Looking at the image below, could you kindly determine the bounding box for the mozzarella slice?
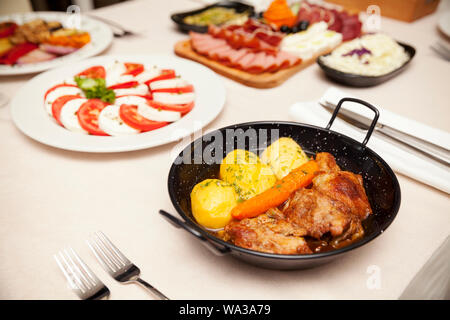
[59,98,88,134]
[98,105,140,136]
[152,92,195,105]
[150,78,189,91]
[115,95,181,122]
[114,84,149,97]
[115,95,147,106]
[105,61,134,87]
[44,86,83,115]
[137,104,181,122]
[135,66,161,83]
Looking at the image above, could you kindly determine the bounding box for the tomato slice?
[151,85,194,94]
[77,99,109,136]
[123,63,144,76]
[119,104,168,132]
[52,95,81,126]
[108,81,139,90]
[76,66,106,79]
[144,69,176,86]
[147,100,194,115]
[44,83,78,101]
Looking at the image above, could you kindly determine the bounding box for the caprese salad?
[43,61,195,136]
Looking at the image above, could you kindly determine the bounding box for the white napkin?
[289,87,450,194]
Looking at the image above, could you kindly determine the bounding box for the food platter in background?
[0,12,113,75]
[172,0,364,88]
[10,54,226,152]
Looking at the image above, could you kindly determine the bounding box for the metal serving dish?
[317,42,416,87]
[160,98,401,270]
[170,1,255,33]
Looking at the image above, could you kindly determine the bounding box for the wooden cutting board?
[174,40,336,88]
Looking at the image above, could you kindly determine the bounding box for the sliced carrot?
[263,0,296,28]
[231,160,319,220]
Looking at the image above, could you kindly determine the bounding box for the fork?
[85,14,137,38]
[87,231,169,300]
[54,247,110,300]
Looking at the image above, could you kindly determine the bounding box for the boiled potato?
[260,137,309,179]
[220,149,276,200]
[191,179,239,229]
[0,38,13,56]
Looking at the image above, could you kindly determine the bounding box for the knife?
[320,101,450,167]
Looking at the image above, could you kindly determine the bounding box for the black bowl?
[170,1,255,33]
[161,99,401,270]
[317,42,416,87]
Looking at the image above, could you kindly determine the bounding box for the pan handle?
[325,97,380,146]
[159,210,230,256]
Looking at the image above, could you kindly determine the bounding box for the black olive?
[280,25,291,33]
[258,11,264,18]
[298,20,310,31]
[291,25,300,33]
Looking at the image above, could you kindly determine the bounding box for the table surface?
[0,0,449,300]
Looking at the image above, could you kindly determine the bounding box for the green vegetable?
[183,7,249,26]
[74,76,116,104]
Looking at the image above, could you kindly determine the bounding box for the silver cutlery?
[320,101,450,167]
[430,41,450,61]
[85,14,137,37]
[87,231,169,300]
[54,247,110,300]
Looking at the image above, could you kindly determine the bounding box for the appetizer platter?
[0,12,112,75]
[173,0,362,88]
[10,55,225,152]
[161,98,401,269]
[317,34,416,87]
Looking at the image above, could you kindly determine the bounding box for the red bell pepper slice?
[0,43,38,65]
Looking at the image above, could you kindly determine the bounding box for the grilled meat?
[224,208,312,254]
[221,152,372,254]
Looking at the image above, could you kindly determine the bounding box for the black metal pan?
[170,1,255,34]
[160,98,401,270]
[316,42,416,87]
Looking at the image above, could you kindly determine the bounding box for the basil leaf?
[74,76,115,104]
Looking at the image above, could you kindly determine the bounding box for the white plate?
[0,11,113,75]
[438,11,450,38]
[10,54,226,152]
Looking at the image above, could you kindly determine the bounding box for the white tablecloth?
[0,0,449,299]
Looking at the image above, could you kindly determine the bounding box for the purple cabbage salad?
[342,47,372,58]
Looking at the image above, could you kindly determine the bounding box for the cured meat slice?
[215,47,237,61]
[208,19,284,54]
[208,45,234,59]
[189,32,301,73]
[235,52,256,70]
[245,52,267,74]
[192,37,228,55]
[273,51,291,69]
[222,48,248,66]
[264,54,279,72]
